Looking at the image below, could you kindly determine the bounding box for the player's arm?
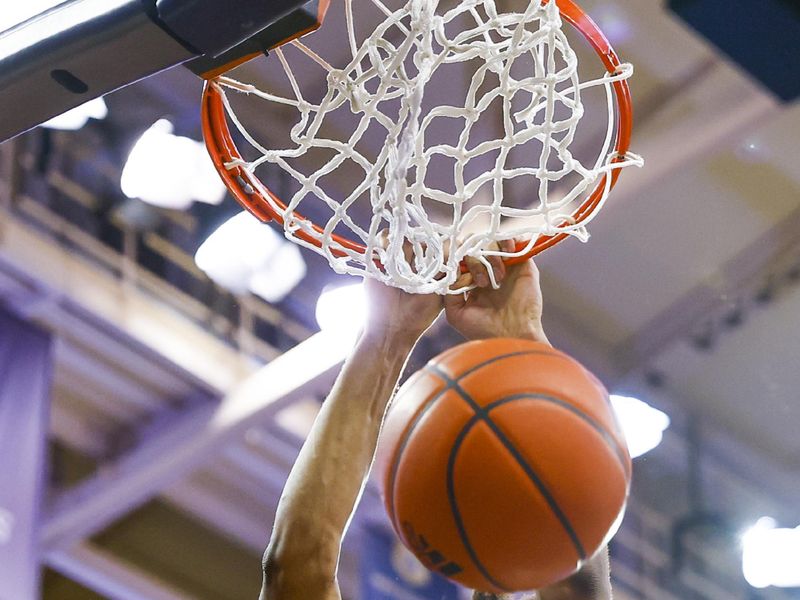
[447,247,612,600]
[260,280,443,600]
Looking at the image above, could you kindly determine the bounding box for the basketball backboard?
[0,0,326,142]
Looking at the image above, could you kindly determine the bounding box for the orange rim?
[201,0,634,264]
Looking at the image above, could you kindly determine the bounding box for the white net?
[212,0,643,294]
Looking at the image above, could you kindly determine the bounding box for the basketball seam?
[447,411,513,592]
[482,395,631,547]
[428,360,631,556]
[388,350,558,525]
[386,349,551,528]
[429,357,631,480]
[446,394,630,591]
[436,348,565,381]
[485,393,631,477]
[436,373,588,563]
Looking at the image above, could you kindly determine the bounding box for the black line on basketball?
[428,359,631,479]
[430,365,588,560]
[387,350,549,527]
[387,347,602,586]
[447,412,513,592]
[444,393,629,591]
[483,394,630,481]
[385,384,442,529]
[432,348,564,384]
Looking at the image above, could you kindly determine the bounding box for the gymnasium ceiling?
[1,0,799,598]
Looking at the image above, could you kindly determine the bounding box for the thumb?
[443,291,466,314]
[444,272,471,313]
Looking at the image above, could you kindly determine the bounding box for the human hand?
[362,234,443,344]
[363,277,443,344]
[444,240,548,343]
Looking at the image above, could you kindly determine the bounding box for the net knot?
[327,69,350,91]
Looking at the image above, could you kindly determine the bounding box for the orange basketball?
[374,338,631,593]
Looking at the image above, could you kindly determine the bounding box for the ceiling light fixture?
[742,517,800,588]
[121,119,226,210]
[610,394,671,458]
[194,211,306,303]
[315,283,366,349]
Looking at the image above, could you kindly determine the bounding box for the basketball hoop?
[201,0,643,294]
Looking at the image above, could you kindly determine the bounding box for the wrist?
[513,322,550,345]
[462,320,549,345]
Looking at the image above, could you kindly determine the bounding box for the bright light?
[0,1,65,32]
[121,119,226,210]
[315,283,366,347]
[195,211,306,302]
[40,97,108,131]
[742,517,800,588]
[610,394,670,458]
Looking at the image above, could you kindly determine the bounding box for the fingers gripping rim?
[201,0,635,266]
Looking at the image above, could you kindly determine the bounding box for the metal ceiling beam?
[53,337,167,415]
[42,331,344,551]
[0,207,263,395]
[46,403,279,551]
[46,394,367,598]
[613,204,800,377]
[0,197,349,560]
[49,401,109,458]
[47,542,191,600]
[164,477,273,552]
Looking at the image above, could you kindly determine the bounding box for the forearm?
[263,329,418,588]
